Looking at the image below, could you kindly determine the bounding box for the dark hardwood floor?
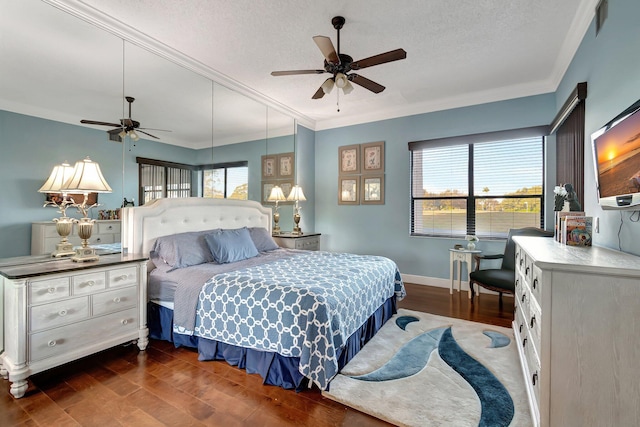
[0,284,514,426]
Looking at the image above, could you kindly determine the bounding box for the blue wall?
[555,0,640,255]
[314,95,556,280]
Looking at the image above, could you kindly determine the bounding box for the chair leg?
[498,292,503,306]
[470,282,475,299]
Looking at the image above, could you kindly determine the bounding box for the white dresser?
[513,236,640,427]
[0,253,148,398]
[31,220,121,255]
[272,232,321,251]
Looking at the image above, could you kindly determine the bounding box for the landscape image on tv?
[595,109,640,198]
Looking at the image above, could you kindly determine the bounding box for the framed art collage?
[337,142,385,205]
[262,152,294,203]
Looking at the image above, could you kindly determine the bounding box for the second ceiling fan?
[271,16,407,99]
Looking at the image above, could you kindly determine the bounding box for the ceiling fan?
[271,16,407,99]
[80,96,170,142]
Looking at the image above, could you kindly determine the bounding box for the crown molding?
[42,0,315,131]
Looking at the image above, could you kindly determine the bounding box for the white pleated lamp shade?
[38,162,75,193]
[287,185,306,202]
[62,157,112,193]
[268,185,287,202]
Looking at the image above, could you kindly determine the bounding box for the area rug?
[323,309,531,427]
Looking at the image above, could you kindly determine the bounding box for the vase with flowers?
[465,235,479,250]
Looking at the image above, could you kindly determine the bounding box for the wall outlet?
[594,216,599,233]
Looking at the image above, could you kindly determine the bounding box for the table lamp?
[38,161,76,257]
[267,185,286,235]
[287,185,306,235]
[61,157,112,262]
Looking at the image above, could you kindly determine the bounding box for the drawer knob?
[521,294,526,303]
[525,267,530,275]
[107,226,113,230]
[118,275,128,281]
[515,279,519,288]
[96,237,102,242]
[113,297,121,303]
[48,340,57,347]
[530,315,536,328]
[48,287,56,294]
[519,323,523,333]
[533,278,538,289]
[87,280,95,287]
[532,372,538,386]
[58,309,67,317]
[522,337,527,347]
[520,258,524,266]
[121,319,128,325]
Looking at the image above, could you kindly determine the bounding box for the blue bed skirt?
[147,296,397,391]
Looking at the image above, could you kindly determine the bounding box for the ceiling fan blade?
[138,127,172,132]
[137,130,160,139]
[80,119,122,127]
[350,74,386,93]
[312,86,325,99]
[313,35,340,64]
[271,70,325,76]
[350,48,407,70]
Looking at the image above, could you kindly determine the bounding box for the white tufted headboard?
[121,198,272,264]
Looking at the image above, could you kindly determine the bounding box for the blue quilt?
[193,251,405,390]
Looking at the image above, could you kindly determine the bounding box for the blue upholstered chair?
[469,227,554,300]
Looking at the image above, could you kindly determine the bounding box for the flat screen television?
[591,98,640,210]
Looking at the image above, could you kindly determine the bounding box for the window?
[202,161,248,200]
[137,158,194,204]
[409,128,546,239]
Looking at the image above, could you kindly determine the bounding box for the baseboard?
[400,273,512,297]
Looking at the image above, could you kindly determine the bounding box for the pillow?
[248,227,280,252]
[204,227,259,264]
[150,229,218,271]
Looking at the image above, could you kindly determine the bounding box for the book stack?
[555,211,592,246]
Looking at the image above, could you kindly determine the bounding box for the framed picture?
[277,152,294,179]
[279,180,293,200]
[361,141,385,173]
[361,175,385,204]
[338,176,359,205]
[261,181,275,203]
[338,144,360,174]
[261,155,277,179]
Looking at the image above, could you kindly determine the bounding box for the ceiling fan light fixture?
[129,130,140,141]
[118,130,127,139]
[335,73,348,89]
[321,78,335,94]
[342,80,354,95]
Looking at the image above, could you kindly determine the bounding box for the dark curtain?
[556,100,585,208]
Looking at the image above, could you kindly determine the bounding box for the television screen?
[592,99,640,209]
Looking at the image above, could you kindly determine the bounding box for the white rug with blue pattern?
[323,309,532,427]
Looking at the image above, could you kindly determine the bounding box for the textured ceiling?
[0,0,598,148]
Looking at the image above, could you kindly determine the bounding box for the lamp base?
[51,241,75,258]
[71,246,99,263]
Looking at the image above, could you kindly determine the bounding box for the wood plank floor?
[0,284,514,426]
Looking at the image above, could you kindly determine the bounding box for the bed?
[122,197,404,390]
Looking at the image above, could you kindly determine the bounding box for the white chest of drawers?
[31,220,121,255]
[0,253,148,398]
[513,236,640,427]
[272,233,321,251]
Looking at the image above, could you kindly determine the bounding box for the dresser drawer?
[29,277,71,304]
[514,302,527,337]
[528,297,542,359]
[30,296,90,332]
[295,236,320,250]
[29,306,138,362]
[515,275,530,321]
[108,266,137,288]
[93,286,137,316]
[88,234,115,246]
[525,333,541,408]
[72,271,106,295]
[97,221,121,235]
[530,264,543,303]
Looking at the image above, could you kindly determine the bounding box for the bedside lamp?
[38,161,76,257]
[267,185,287,235]
[287,185,306,235]
[61,157,112,262]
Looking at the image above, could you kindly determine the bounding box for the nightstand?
[272,232,321,251]
[0,253,148,398]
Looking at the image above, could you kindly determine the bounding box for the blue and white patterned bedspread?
[194,251,405,390]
